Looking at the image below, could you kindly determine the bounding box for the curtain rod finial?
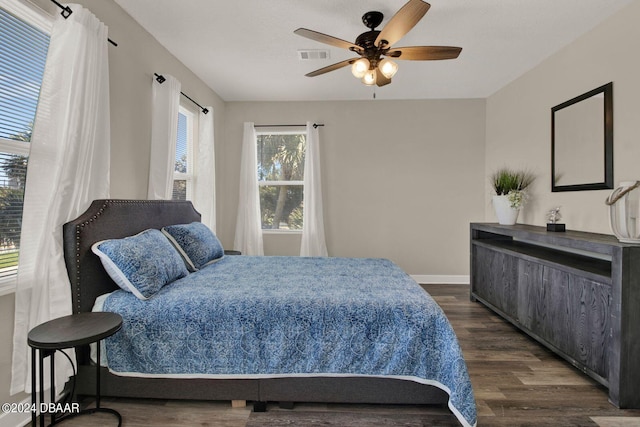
[154,73,166,84]
[51,0,72,18]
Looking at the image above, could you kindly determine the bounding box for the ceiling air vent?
[297,49,330,60]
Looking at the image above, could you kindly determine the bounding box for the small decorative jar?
[606,181,640,243]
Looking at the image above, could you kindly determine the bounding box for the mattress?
[95,256,476,426]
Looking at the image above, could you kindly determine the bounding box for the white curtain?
[234,122,264,255]
[11,5,111,395]
[300,122,328,256]
[147,74,181,199]
[193,107,216,230]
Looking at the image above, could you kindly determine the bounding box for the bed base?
[63,200,450,410]
[75,366,448,407]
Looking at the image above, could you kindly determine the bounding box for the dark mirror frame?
[551,82,613,192]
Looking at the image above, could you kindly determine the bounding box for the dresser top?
[471,223,632,255]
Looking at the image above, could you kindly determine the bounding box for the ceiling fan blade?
[386,46,462,60]
[294,28,361,52]
[375,72,391,87]
[374,0,431,48]
[305,58,356,77]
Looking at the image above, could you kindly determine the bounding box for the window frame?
[0,0,52,35]
[0,0,52,295]
[255,128,307,234]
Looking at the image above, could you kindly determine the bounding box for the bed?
[63,199,476,427]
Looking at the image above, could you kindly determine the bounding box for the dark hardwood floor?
[429,284,640,427]
[48,284,640,426]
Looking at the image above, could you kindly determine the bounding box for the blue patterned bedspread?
[100,256,476,426]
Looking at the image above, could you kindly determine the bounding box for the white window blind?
[0,7,49,140]
[0,6,49,286]
[172,105,196,201]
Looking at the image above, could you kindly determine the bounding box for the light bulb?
[351,58,370,78]
[379,59,398,79]
[362,69,376,86]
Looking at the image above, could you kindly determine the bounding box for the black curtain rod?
[154,73,209,115]
[50,0,118,46]
[255,123,324,129]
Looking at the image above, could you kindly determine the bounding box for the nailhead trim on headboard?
[64,199,202,314]
[73,199,108,313]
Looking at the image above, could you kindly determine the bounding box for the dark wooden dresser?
[470,223,640,408]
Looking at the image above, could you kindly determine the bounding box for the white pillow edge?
[160,228,198,272]
[91,240,149,301]
[202,254,225,268]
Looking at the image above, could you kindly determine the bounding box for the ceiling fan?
[294,0,462,87]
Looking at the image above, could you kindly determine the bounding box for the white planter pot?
[492,195,519,225]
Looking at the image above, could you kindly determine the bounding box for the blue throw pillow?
[92,229,189,300]
[161,222,224,271]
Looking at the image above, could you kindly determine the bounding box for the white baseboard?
[0,396,31,427]
[411,275,469,285]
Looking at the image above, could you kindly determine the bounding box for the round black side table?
[27,312,123,427]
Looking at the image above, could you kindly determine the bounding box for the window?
[0,4,50,290]
[256,130,306,231]
[172,105,197,200]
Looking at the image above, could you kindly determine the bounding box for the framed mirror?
[551,82,613,192]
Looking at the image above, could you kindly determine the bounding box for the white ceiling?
[113,0,632,102]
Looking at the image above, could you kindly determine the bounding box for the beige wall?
[26,0,227,200]
[222,100,486,276]
[0,0,226,415]
[485,1,640,233]
[81,0,227,199]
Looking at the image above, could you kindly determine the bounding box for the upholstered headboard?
[63,199,201,314]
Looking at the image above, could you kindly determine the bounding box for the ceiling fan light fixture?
[294,0,462,87]
[351,58,370,78]
[362,69,377,86]
[379,58,398,79]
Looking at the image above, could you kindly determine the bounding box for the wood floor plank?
[591,417,640,426]
[247,410,461,427]
[513,367,594,385]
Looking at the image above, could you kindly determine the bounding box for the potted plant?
[490,168,535,225]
